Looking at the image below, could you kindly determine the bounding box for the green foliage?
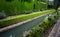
[25,12,57,37]
[41,0,45,2]
[58,12,60,16]
[34,0,47,11]
[6,0,13,2]
[0,0,47,16]
[0,10,54,28]
[21,0,32,3]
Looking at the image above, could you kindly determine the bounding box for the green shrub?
[25,12,57,37]
[0,0,47,16]
[57,11,60,17]
[6,0,13,2]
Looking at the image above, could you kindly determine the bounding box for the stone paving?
[48,17,60,37]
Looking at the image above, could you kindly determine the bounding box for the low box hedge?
[0,10,54,28]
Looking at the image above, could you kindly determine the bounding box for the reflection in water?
[0,15,46,37]
[9,34,12,37]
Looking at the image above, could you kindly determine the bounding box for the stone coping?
[0,12,52,32]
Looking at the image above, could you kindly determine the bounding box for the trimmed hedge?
[0,10,54,28]
[25,12,57,37]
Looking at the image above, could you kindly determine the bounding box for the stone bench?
[24,10,32,14]
[0,12,7,19]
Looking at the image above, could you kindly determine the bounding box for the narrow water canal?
[0,14,49,37]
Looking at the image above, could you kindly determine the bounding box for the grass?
[0,9,54,28]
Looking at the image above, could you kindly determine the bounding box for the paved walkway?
[48,17,60,37]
